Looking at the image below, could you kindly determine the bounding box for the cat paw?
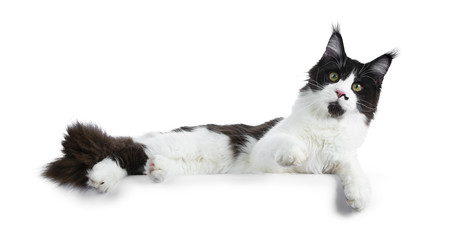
[149,169,167,183]
[275,147,307,167]
[145,156,168,183]
[86,158,127,193]
[343,183,371,211]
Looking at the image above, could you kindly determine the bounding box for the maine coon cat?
[43,27,396,211]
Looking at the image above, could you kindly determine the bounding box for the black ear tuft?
[332,24,340,34]
[366,50,397,86]
[323,25,346,59]
[387,49,399,59]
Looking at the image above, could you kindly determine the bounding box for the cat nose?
[336,90,348,100]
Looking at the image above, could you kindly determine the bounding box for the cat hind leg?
[87,158,127,192]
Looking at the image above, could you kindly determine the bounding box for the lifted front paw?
[275,147,307,167]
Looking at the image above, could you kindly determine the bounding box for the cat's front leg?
[275,142,307,167]
[274,134,308,167]
[252,133,308,170]
[334,159,371,211]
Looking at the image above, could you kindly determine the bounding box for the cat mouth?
[328,102,345,118]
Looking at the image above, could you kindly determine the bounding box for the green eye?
[352,83,363,92]
[329,72,339,82]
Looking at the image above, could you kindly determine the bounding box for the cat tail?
[42,122,148,189]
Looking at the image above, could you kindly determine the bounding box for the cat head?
[302,26,396,125]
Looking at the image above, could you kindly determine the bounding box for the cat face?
[302,27,396,124]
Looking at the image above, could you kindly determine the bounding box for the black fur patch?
[172,126,196,132]
[43,123,148,188]
[170,118,283,157]
[328,102,345,118]
[207,118,282,157]
[110,139,148,175]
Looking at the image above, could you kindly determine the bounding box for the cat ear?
[366,50,397,86]
[322,26,346,59]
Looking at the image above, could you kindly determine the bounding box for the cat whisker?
[357,98,375,105]
[357,99,377,108]
[307,82,325,90]
[357,102,377,111]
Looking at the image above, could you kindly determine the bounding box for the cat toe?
[344,183,371,211]
[86,158,127,193]
[149,169,167,183]
[146,156,169,183]
[277,155,296,166]
[275,147,307,167]
[87,178,111,193]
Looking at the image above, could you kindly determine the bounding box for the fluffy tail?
[42,122,148,189]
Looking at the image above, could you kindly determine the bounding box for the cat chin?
[328,102,345,118]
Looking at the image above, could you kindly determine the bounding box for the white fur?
[87,158,127,193]
[95,74,372,210]
[135,128,236,180]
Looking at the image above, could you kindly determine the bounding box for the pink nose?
[336,90,346,99]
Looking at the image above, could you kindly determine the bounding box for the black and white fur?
[43,27,396,211]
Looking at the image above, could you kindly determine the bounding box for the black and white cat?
[43,27,395,211]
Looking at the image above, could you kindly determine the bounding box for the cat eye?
[329,72,339,82]
[352,83,363,92]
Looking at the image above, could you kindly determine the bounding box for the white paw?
[343,183,371,211]
[87,158,127,193]
[145,156,168,183]
[275,146,307,167]
[149,169,167,183]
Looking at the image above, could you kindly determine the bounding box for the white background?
[1,0,449,239]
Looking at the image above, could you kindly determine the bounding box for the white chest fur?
[250,100,368,174]
[294,114,367,173]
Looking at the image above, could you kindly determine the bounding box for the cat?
[43,26,396,211]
